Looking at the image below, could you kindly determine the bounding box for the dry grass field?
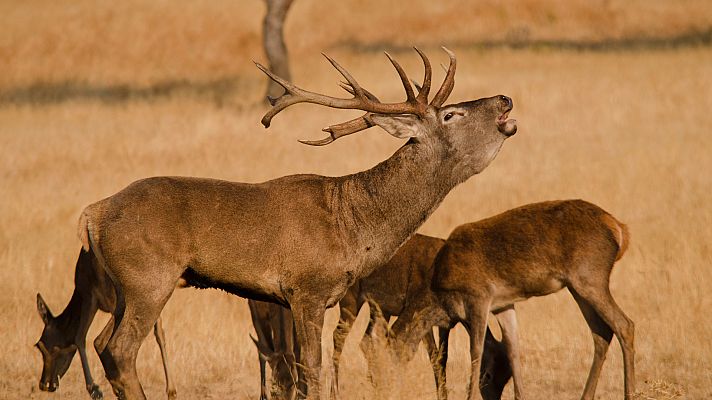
[1,1,711,399]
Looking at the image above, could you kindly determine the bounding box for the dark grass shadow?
[335,27,712,53]
[0,76,255,107]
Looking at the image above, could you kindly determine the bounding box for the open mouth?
[496,108,517,136]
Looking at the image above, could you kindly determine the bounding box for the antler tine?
[339,81,381,102]
[257,51,442,144]
[254,61,296,95]
[299,114,376,147]
[430,46,457,107]
[298,135,335,146]
[321,53,367,99]
[257,60,364,128]
[324,114,375,136]
[384,52,417,102]
[413,47,432,103]
[257,55,424,129]
[255,61,309,127]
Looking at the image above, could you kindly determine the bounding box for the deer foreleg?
[494,305,524,400]
[291,299,325,400]
[465,299,490,400]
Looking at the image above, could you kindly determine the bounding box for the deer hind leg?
[291,299,326,400]
[568,288,613,400]
[569,280,635,400]
[100,273,176,400]
[494,305,525,400]
[331,296,358,400]
[153,317,177,400]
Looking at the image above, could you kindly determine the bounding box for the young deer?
[332,234,510,400]
[248,234,512,400]
[35,248,176,400]
[379,200,634,400]
[76,48,517,399]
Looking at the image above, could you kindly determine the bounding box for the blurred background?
[1,0,711,398]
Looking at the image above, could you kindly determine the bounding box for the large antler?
[255,47,457,146]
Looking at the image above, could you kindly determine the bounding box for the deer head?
[256,47,517,181]
[250,334,299,400]
[35,293,77,392]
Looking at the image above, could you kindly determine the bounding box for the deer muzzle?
[496,101,517,137]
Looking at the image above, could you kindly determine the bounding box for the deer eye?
[444,112,454,121]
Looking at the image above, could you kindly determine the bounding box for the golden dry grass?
[2,1,712,399]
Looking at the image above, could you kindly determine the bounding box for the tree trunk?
[263,0,294,101]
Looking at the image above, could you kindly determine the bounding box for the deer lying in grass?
[248,234,512,400]
[76,48,517,399]
[35,248,176,400]
[375,200,634,400]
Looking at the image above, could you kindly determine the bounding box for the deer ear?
[370,114,427,139]
[250,334,276,362]
[37,293,53,324]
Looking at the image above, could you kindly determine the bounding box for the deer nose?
[499,95,512,109]
[39,381,56,392]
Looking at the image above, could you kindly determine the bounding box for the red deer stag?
[376,200,633,400]
[249,234,512,400]
[77,47,517,399]
[35,249,176,400]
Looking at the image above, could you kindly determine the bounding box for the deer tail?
[77,209,92,252]
[601,213,630,262]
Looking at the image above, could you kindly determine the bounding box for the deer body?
[35,249,176,400]
[388,200,634,400]
[80,49,517,399]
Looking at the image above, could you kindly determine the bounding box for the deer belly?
[490,277,564,310]
[180,264,287,305]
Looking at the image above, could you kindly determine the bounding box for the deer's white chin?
[498,118,518,136]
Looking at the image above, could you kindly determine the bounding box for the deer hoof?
[89,385,103,400]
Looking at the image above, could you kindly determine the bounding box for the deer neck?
[52,289,85,342]
[338,139,460,270]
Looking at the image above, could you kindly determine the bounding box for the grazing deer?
[332,233,511,400]
[77,47,517,399]
[376,200,633,400]
[35,248,176,400]
[248,234,512,400]
[248,300,303,400]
